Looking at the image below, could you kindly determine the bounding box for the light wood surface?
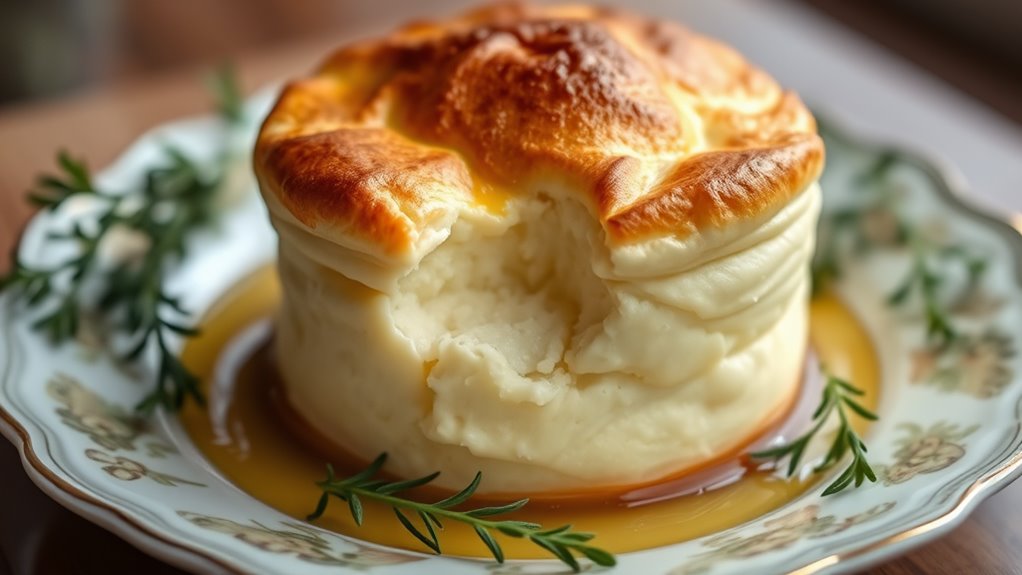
[2,11,1022,575]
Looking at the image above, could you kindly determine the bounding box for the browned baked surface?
[255,2,824,255]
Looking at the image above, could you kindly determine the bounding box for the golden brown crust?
[261,128,473,254]
[255,2,824,254]
[605,133,824,239]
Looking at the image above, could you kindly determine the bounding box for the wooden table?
[2,7,1022,575]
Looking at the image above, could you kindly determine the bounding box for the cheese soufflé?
[254,3,824,494]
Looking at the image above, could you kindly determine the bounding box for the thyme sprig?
[0,67,246,413]
[751,372,878,496]
[308,454,616,572]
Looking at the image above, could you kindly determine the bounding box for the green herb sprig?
[751,372,878,496]
[0,66,246,413]
[308,454,616,572]
[885,234,987,348]
[812,151,987,348]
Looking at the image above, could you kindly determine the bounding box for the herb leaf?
[308,454,616,572]
[207,63,245,125]
[0,66,246,413]
[812,152,987,348]
[751,371,877,496]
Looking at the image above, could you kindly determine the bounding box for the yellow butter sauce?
[179,265,879,558]
[471,177,513,214]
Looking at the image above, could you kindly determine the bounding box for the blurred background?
[0,0,348,104]
[0,0,1019,124]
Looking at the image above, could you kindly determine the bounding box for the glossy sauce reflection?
[179,266,879,558]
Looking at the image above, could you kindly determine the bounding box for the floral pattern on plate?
[909,332,1016,397]
[86,449,205,486]
[875,422,979,485]
[668,503,896,575]
[178,512,421,568]
[47,373,144,451]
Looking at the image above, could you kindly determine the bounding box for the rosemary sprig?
[206,63,245,125]
[885,234,987,349]
[308,454,616,572]
[751,372,878,496]
[812,152,987,348]
[0,67,245,413]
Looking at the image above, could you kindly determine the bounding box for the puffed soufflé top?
[255,2,823,259]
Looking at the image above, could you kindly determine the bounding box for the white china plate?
[2,88,1022,575]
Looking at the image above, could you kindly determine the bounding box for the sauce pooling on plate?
[179,266,879,558]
